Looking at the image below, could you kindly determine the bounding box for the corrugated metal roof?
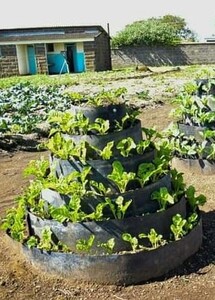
[0,25,108,43]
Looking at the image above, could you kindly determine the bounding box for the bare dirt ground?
[0,73,215,299]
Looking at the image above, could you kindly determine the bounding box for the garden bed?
[0,66,215,299]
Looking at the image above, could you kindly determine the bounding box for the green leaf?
[76,235,95,253]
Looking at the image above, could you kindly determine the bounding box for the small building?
[205,37,215,43]
[0,25,112,77]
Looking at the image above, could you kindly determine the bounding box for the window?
[47,43,54,52]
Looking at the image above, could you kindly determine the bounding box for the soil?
[0,75,215,299]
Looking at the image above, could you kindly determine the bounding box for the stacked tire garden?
[1,88,206,285]
[167,78,215,175]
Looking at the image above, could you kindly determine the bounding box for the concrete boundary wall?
[111,43,215,68]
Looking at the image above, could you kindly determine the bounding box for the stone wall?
[0,44,48,77]
[0,45,19,77]
[2,42,215,77]
[111,43,215,68]
[84,41,95,71]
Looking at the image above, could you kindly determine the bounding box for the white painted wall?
[16,45,28,74]
[54,43,65,52]
[76,42,83,53]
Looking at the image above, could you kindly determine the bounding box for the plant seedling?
[76,235,95,253]
[97,238,115,254]
[122,233,139,252]
[151,187,175,211]
[139,228,166,249]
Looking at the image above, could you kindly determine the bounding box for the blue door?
[27,46,37,74]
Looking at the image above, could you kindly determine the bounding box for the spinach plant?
[37,226,54,251]
[137,162,156,187]
[86,202,108,221]
[48,111,90,135]
[139,229,166,249]
[105,196,132,219]
[170,168,186,199]
[136,156,169,188]
[1,196,26,242]
[64,88,128,111]
[185,212,199,231]
[23,156,50,179]
[107,161,136,193]
[151,187,175,211]
[76,235,95,253]
[43,132,87,163]
[97,238,115,254]
[89,141,114,160]
[142,127,162,142]
[136,140,152,154]
[89,118,110,135]
[170,214,187,240]
[48,195,86,223]
[116,137,136,157]
[170,212,200,241]
[122,233,139,252]
[185,186,207,211]
[27,227,71,252]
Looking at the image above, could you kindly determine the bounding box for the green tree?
[111,15,197,47]
[161,15,197,42]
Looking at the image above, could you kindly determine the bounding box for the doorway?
[66,45,75,72]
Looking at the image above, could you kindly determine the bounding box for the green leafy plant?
[86,202,107,221]
[26,235,39,249]
[116,137,136,157]
[185,186,207,211]
[43,132,87,163]
[122,233,139,252]
[136,162,156,187]
[105,196,132,219]
[26,228,71,252]
[76,235,95,253]
[170,214,187,240]
[37,226,54,251]
[206,143,215,160]
[90,141,114,160]
[170,212,200,241]
[136,90,150,100]
[42,166,92,196]
[48,195,86,223]
[139,229,166,249]
[170,168,186,199]
[48,110,92,136]
[185,212,199,231]
[142,127,160,140]
[151,187,175,211]
[107,161,136,193]
[171,86,215,128]
[114,108,139,131]
[23,156,50,179]
[97,238,115,254]
[65,88,127,106]
[89,180,111,196]
[0,197,26,242]
[136,139,152,154]
[89,118,110,135]
[136,157,168,188]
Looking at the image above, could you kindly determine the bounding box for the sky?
[1,0,215,41]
